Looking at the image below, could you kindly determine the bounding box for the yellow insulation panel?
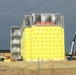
[21,28,32,60]
[21,25,65,61]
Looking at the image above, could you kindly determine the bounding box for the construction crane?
[67,32,76,60]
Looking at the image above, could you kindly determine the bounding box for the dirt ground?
[0,61,76,75]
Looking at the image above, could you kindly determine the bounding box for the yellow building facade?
[21,25,65,61]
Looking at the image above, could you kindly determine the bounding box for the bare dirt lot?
[0,61,76,75]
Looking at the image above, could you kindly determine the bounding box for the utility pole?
[38,57,40,75]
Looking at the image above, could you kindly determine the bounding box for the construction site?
[0,13,76,75]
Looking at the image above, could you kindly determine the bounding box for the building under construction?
[21,13,65,61]
[10,26,21,60]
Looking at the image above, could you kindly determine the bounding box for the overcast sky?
[0,0,76,53]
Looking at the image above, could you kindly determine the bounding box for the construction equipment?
[4,56,16,62]
[67,32,76,60]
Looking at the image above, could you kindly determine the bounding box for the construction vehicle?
[67,32,76,60]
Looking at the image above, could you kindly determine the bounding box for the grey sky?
[0,0,76,53]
